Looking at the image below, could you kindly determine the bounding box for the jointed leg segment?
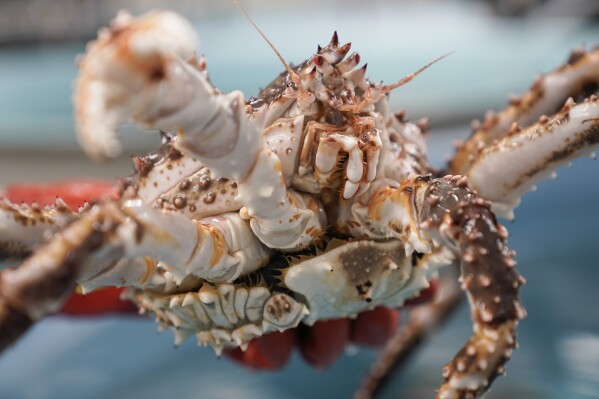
[450,48,599,218]
[451,47,599,176]
[0,198,77,266]
[0,199,272,350]
[0,206,108,351]
[420,177,525,398]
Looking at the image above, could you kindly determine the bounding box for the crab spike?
[344,63,368,90]
[567,46,586,65]
[337,52,361,73]
[313,54,334,75]
[561,97,576,112]
[508,122,521,136]
[320,42,352,65]
[173,329,192,346]
[330,31,339,47]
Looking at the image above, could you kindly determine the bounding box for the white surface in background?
[0,2,597,152]
[558,333,599,397]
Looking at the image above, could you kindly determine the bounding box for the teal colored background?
[0,2,598,398]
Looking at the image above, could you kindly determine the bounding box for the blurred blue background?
[0,1,598,398]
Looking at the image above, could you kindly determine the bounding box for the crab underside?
[0,10,598,399]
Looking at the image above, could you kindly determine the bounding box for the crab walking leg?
[74,10,255,172]
[0,206,107,351]
[0,200,273,349]
[95,200,272,284]
[341,176,525,398]
[0,198,77,266]
[75,11,325,249]
[466,97,599,218]
[77,258,168,294]
[415,177,526,399]
[451,47,599,175]
[74,10,198,160]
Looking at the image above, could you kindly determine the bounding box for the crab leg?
[0,198,77,267]
[90,201,271,284]
[339,176,524,398]
[451,47,599,175]
[0,200,275,348]
[74,10,198,161]
[413,176,526,399]
[0,205,106,351]
[465,97,599,218]
[75,11,325,250]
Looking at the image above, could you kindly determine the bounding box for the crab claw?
[74,10,198,160]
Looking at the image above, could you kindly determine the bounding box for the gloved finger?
[59,287,138,316]
[224,329,296,370]
[298,318,351,369]
[350,307,400,347]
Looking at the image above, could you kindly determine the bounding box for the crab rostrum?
[1,10,598,399]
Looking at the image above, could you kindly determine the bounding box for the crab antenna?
[381,51,454,93]
[234,1,302,85]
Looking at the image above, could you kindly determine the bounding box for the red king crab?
[1,10,599,399]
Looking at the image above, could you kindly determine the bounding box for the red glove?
[5,180,436,370]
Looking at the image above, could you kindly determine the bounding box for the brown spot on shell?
[179,179,191,191]
[203,192,216,204]
[199,175,211,190]
[173,194,187,209]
